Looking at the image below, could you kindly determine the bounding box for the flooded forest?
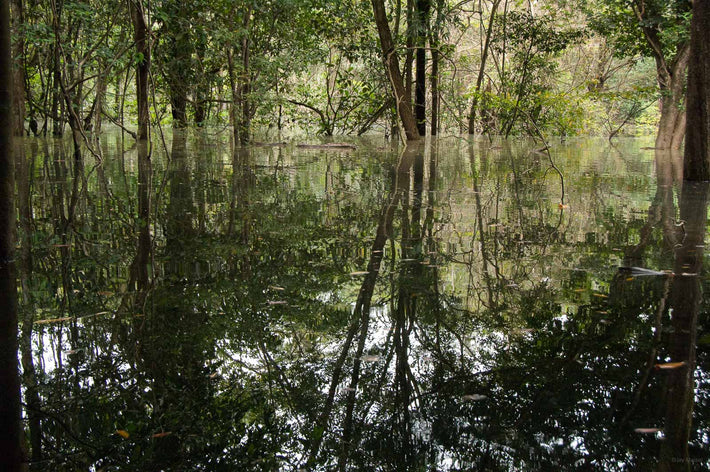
[1,0,710,471]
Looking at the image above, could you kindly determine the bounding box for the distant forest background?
[3,0,697,147]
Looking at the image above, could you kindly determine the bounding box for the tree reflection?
[17,134,710,470]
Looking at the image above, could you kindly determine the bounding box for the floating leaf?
[634,427,661,434]
[462,394,488,402]
[116,430,130,439]
[152,432,173,438]
[360,355,380,362]
[654,361,687,370]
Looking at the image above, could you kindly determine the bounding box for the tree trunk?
[684,0,710,180]
[655,56,689,150]
[468,0,501,134]
[430,46,439,136]
[371,0,420,141]
[10,0,24,137]
[414,0,429,136]
[0,1,23,468]
[130,0,151,141]
[238,10,251,146]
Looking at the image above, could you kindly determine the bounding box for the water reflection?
[14,135,709,470]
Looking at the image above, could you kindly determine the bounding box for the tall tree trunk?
[51,46,63,136]
[10,0,24,137]
[404,0,414,107]
[238,10,251,146]
[0,1,23,468]
[371,0,420,141]
[414,0,429,136]
[226,47,240,146]
[468,0,501,134]
[684,0,710,180]
[130,0,150,141]
[655,49,690,150]
[430,46,439,135]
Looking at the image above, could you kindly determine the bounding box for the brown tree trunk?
[0,1,23,469]
[684,0,710,180]
[238,10,251,146]
[371,0,420,141]
[130,0,150,141]
[430,46,439,136]
[655,55,689,150]
[414,0,429,136]
[468,0,502,134]
[10,0,24,137]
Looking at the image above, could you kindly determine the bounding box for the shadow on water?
[13,133,710,470]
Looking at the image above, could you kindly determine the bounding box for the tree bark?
[0,0,23,469]
[684,0,710,180]
[130,0,151,141]
[372,0,420,141]
[654,47,690,150]
[414,0,429,136]
[468,0,501,134]
[10,0,24,137]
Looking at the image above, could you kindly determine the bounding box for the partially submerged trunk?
[371,0,420,141]
[0,1,23,468]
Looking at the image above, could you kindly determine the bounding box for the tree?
[683,0,710,180]
[588,0,691,150]
[129,0,151,140]
[0,0,23,469]
[371,0,420,141]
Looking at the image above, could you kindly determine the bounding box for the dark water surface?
[15,132,710,470]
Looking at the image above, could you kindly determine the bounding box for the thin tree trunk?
[10,0,24,137]
[0,0,23,467]
[683,0,710,180]
[372,0,420,141]
[414,0,429,136]
[130,0,150,141]
[238,9,251,145]
[468,0,501,134]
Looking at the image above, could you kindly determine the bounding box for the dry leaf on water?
[634,427,661,434]
[360,355,380,362]
[654,361,687,370]
[462,394,488,402]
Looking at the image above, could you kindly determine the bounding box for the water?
[15,132,709,470]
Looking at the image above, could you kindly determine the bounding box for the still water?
[15,132,710,470]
